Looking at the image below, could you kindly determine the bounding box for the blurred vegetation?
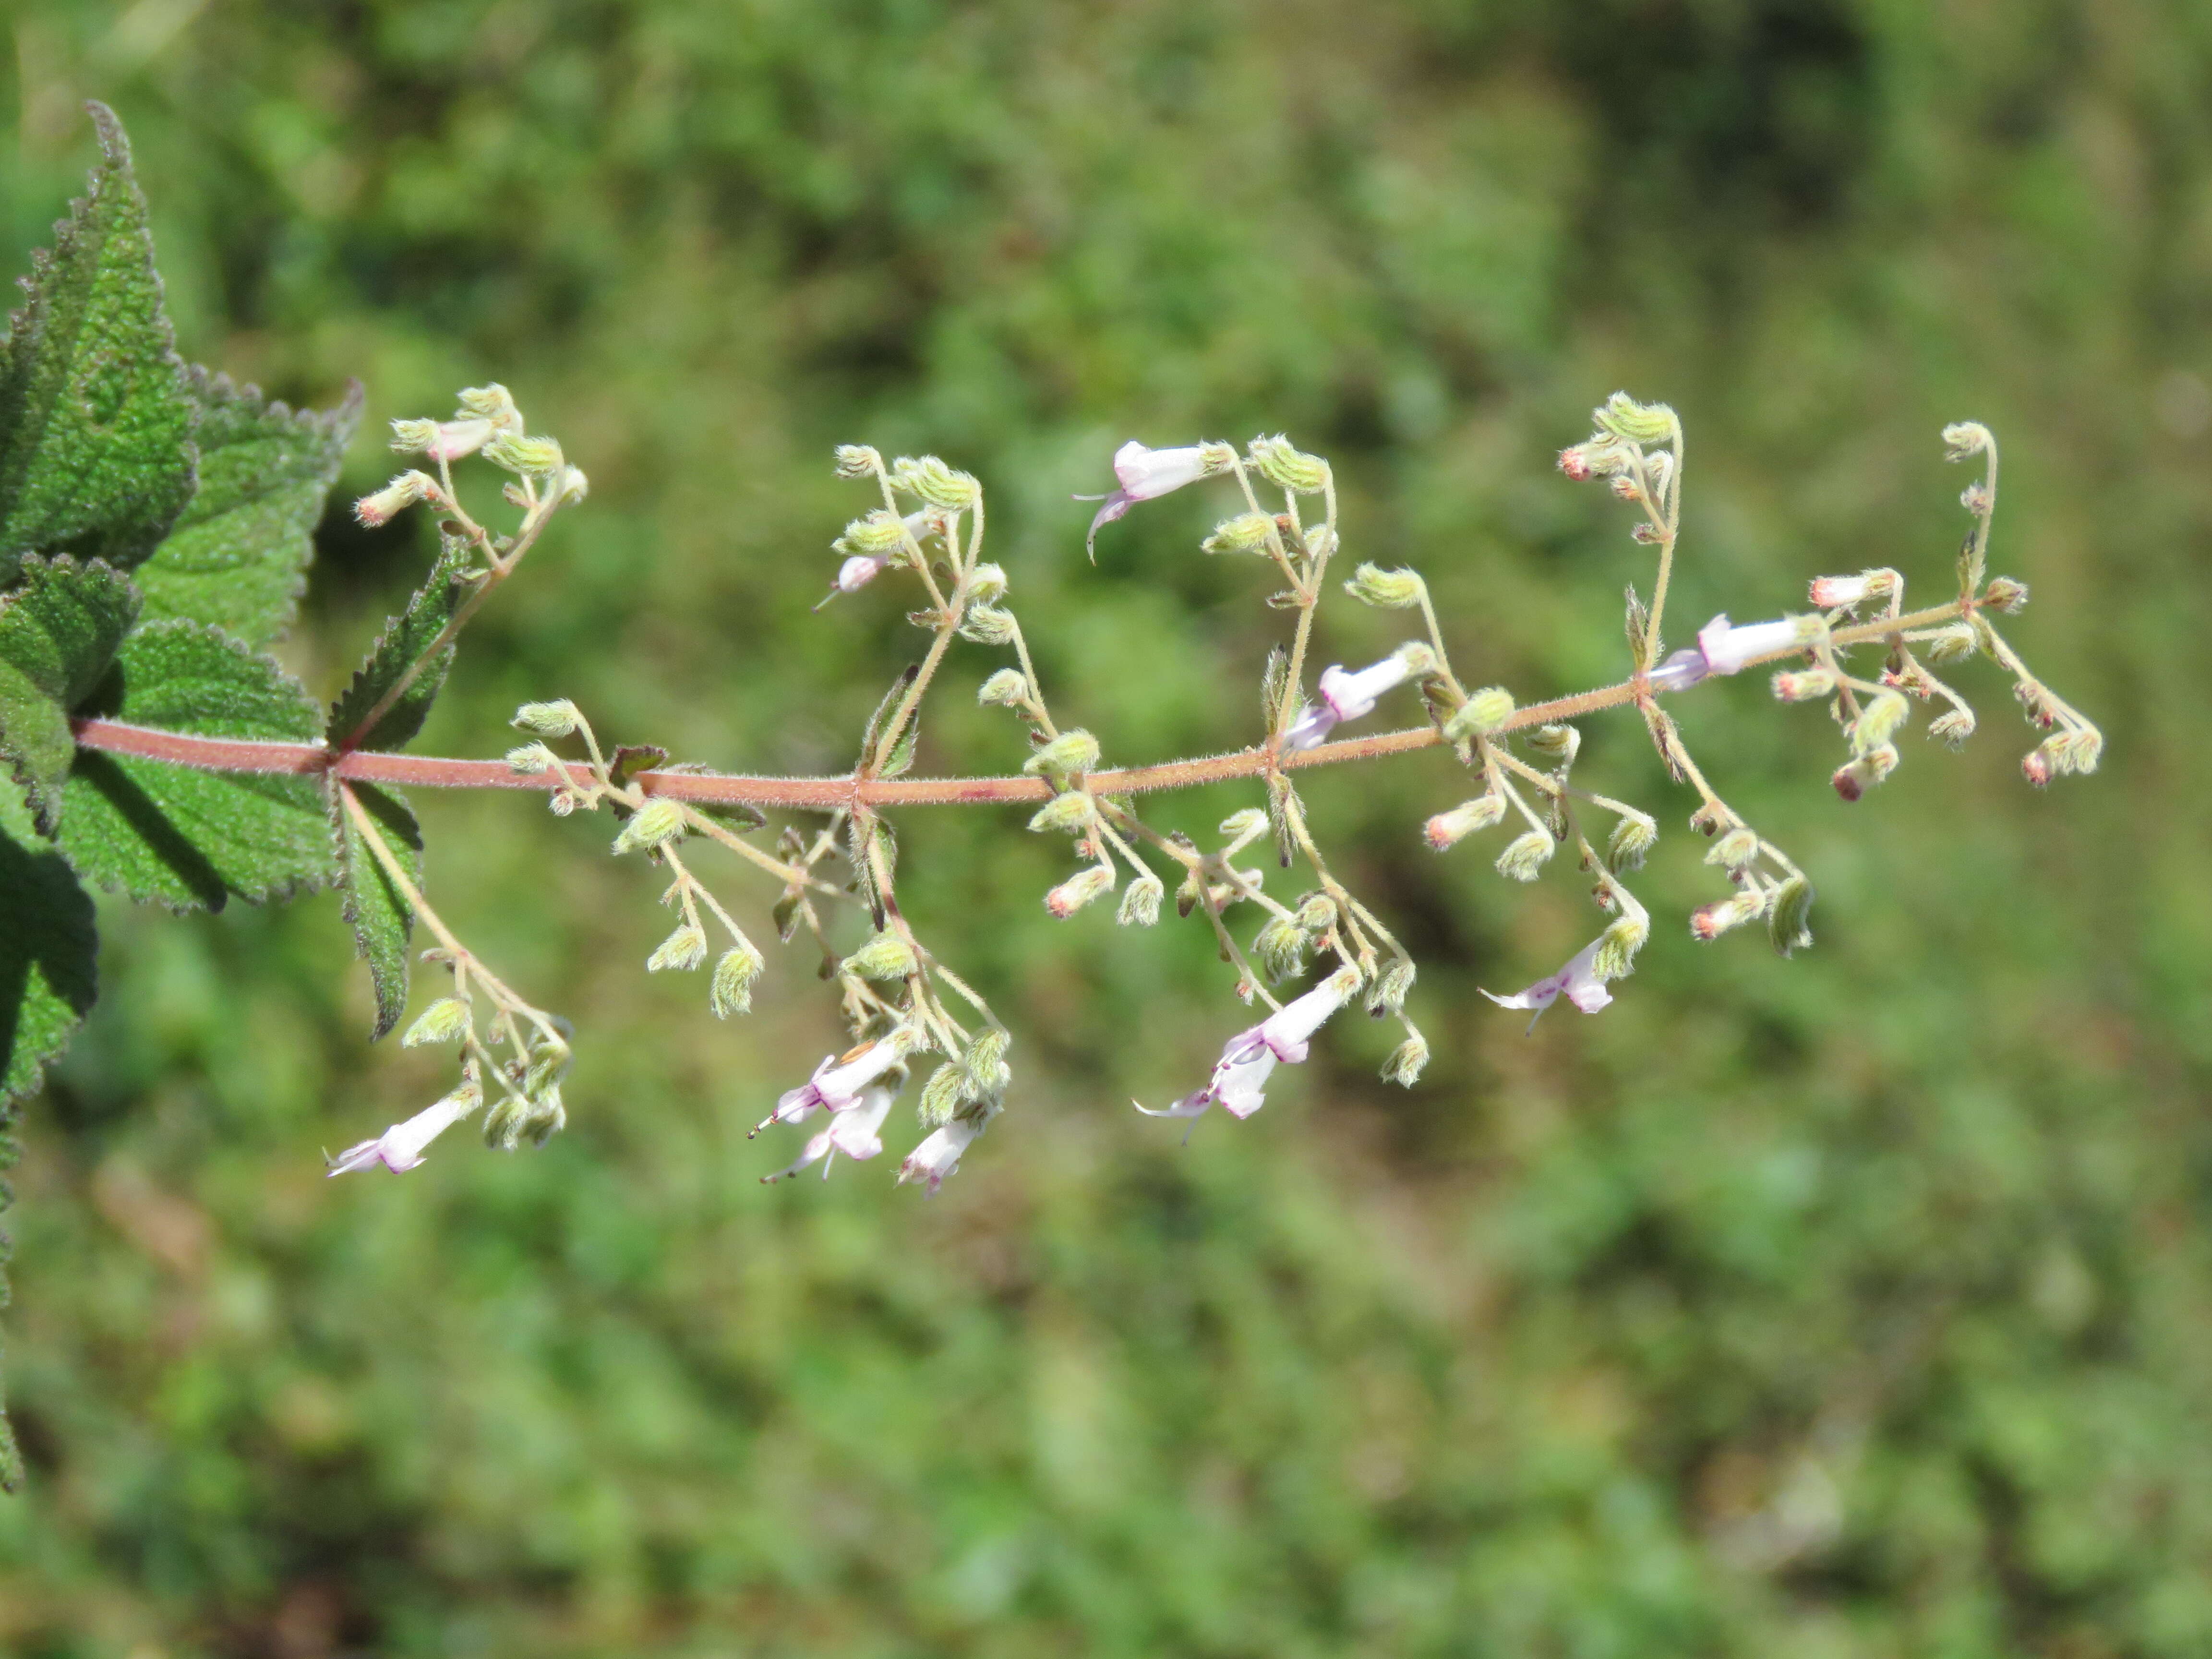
[1,0,2209,1653]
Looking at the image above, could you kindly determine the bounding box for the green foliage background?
[2,1,2210,1652]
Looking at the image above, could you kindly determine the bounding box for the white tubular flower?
[1648,614,1821,692]
[327,1088,477,1176]
[1807,569,1897,611]
[1282,647,1424,753]
[1077,440,1223,558]
[422,417,495,461]
[897,1117,983,1195]
[1480,937,1612,1032]
[835,553,890,592]
[763,1083,899,1184]
[758,1035,911,1132]
[1136,968,1357,1129]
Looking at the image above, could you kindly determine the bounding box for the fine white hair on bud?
[1023,729,1101,778]
[1343,563,1425,608]
[836,509,908,554]
[1705,827,1760,870]
[1246,433,1329,494]
[505,742,555,774]
[1771,667,1837,703]
[1983,576,2030,613]
[511,699,582,736]
[1425,794,1507,850]
[400,997,471,1048]
[1807,568,1899,611]
[1768,876,1816,957]
[1443,686,1514,743]
[1027,792,1093,834]
[612,797,687,854]
[1218,808,1269,842]
[484,431,565,478]
[1524,722,1579,762]
[647,924,709,974]
[833,443,883,478]
[1851,691,1911,755]
[1607,811,1658,872]
[1045,865,1116,918]
[891,454,982,511]
[1117,872,1165,928]
[353,470,439,528]
[841,931,918,981]
[1941,421,1994,461]
[1927,708,1976,749]
[1691,890,1768,941]
[1382,1032,1429,1088]
[977,668,1029,708]
[1593,391,1676,445]
[710,945,765,1018]
[967,563,1010,605]
[1202,512,1278,555]
[1495,829,1555,883]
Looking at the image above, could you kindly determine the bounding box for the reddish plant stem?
[68,607,1949,813]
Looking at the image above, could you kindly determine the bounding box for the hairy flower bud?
[401,997,471,1048]
[511,699,582,736]
[612,797,687,854]
[1851,691,1911,755]
[1606,811,1658,872]
[455,384,522,428]
[1926,708,1976,748]
[962,1027,1012,1100]
[1202,513,1277,555]
[1373,957,1417,1015]
[1831,743,1899,802]
[1024,729,1101,778]
[835,509,908,555]
[1807,568,1899,611]
[1117,871,1165,927]
[1525,723,1579,762]
[893,454,982,511]
[1594,391,1676,445]
[1924,624,1978,664]
[1983,576,2030,613]
[483,431,565,477]
[1343,563,1426,608]
[1247,433,1329,493]
[1691,891,1767,940]
[842,931,918,981]
[967,563,1010,605]
[648,923,709,974]
[1443,686,1514,743]
[1028,792,1094,834]
[1254,915,1309,983]
[505,742,555,774]
[1771,667,1836,702]
[1591,914,1649,981]
[1382,1033,1429,1088]
[1941,421,1993,461]
[1219,808,1270,843]
[977,668,1029,708]
[1706,826,1760,870]
[833,444,883,478]
[959,605,1017,645]
[711,945,765,1018]
[1046,865,1115,917]
[1425,795,1503,849]
[1768,875,1815,957]
[391,416,495,462]
[1495,829,1555,883]
[353,470,439,528]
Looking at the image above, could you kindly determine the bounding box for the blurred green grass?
[2,0,2211,1653]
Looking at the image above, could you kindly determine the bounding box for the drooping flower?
[897,1116,983,1195]
[1647,614,1820,693]
[758,1034,913,1133]
[1076,441,1226,557]
[1479,937,1613,1031]
[763,1083,899,1184]
[327,1085,479,1176]
[1281,645,1431,753]
[1136,968,1358,1130]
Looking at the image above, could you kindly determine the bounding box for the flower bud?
[1302,523,1336,560]
[1941,421,1993,461]
[1767,876,1815,957]
[1024,729,1101,778]
[1247,433,1330,493]
[1771,667,1836,702]
[1117,872,1164,927]
[1495,829,1555,883]
[391,416,496,462]
[1926,709,1976,748]
[967,563,1010,605]
[1254,915,1309,983]
[711,945,765,1018]
[959,605,1017,645]
[892,454,982,511]
[1691,891,1766,940]
[1807,568,1899,611]
[978,668,1029,708]
[1202,512,1277,555]
[1027,792,1094,834]
[648,923,709,974]
[1831,743,1899,802]
[1591,915,1649,981]
[1443,686,1515,743]
[1851,691,1910,755]
[1219,808,1269,842]
[512,698,582,736]
[1594,391,1676,445]
[483,431,565,477]
[401,997,472,1048]
[1606,812,1658,872]
[833,444,883,478]
[1525,723,1579,761]
[1924,624,1979,663]
[1424,795,1504,849]
[1381,1033,1429,1088]
[1705,826,1759,870]
[1045,865,1115,917]
[1343,563,1426,608]
[505,742,555,774]
[353,470,439,528]
[1609,473,1642,502]
[455,384,522,428]
[1374,958,1416,1014]
[1983,576,2030,613]
[612,797,687,854]
[842,930,918,980]
[835,509,908,554]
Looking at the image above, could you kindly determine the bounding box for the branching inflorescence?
[128,387,2091,1199]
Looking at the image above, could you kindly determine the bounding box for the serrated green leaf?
[57,620,334,911]
[0,554,141,831]
[331,779,420,1039]
[0,775,98,1105]
[136,371,361,648]
[0,104,195,580]
[325,542,481,752]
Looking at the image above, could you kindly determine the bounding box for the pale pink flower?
[1078,441,1219,557]
[763,1083,898,1183]
[1137,970,1356,1130]
[758,1036,910,1133]
[327,1090,475,1176]
[834,553,890,593]
[422,417,496,462]
[1282,649,1422,752]
[897,1117,983,1195]
[1481,937,1612,1033]
[1648,614,1817,692]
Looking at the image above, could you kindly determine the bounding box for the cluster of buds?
[358,384,588,529]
